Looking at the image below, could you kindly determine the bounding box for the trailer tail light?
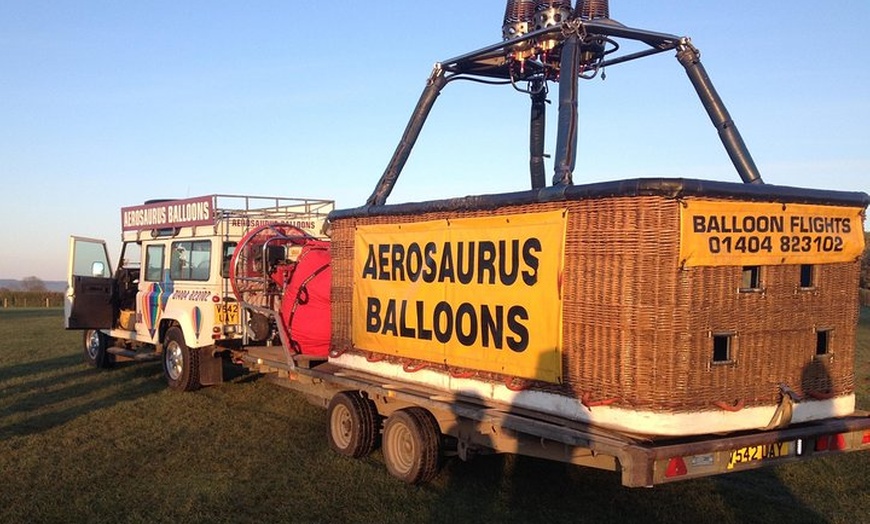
[863,431,870,445]
[815,433,848,452]
[815,436,828,452]
[665,457,687,478]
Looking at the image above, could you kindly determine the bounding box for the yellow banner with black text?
[680,200,865,267]
[352,211,567,383]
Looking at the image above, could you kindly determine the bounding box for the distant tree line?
[0,276,63,308]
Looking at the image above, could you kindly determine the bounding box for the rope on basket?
[713,399,745,412]
[504,376,529,391]
[580,392,619,409]
[402,359,429,373]
[448,368,476,379]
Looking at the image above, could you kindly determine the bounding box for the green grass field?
[1,308,868,523]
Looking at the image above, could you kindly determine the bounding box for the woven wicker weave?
[330,193,859,412]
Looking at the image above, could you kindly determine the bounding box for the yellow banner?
[352,210,567,383]
[680,200,865,267]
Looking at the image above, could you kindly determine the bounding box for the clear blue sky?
[1,1,868,281]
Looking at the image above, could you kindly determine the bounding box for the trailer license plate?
[215,303,239,324]
[727,442,789,469]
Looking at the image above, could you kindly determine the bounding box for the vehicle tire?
[162,326,200,391]
[382,407,441,484]
[327,391,380,458]
[83,329,114,369]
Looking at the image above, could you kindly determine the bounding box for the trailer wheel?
[163,326,200,391]
[382,408,441,484]
[327,391,380,458]
[83,329,113,369]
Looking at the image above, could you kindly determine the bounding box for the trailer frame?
[238,346,870,487]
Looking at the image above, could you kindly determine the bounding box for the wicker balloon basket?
[328,180,866,435]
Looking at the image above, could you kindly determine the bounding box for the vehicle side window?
[221,242,237,278]
[120,242,142,271]
[170,240,211,281]
[144,245,165,281]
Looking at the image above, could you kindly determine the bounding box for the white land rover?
[64,194,333,390]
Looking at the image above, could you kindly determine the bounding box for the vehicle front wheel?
[162,326,200,391]
[83,329,114,369]
[382,408,441,484]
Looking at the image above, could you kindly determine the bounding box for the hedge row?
[0,291,64,308]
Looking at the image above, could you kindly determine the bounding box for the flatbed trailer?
[238,346,870,487]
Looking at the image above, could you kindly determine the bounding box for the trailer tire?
[382,408,441,484]
[163,326,200,391]
[83,329,114,369]
[327,391,380,458]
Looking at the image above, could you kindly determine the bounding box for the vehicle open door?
[65,236,114,329]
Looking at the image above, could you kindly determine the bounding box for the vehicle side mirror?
[91,261,105,278]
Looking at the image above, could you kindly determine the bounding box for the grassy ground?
[1,308,868,523]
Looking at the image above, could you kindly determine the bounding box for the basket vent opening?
[712,334,733,363]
